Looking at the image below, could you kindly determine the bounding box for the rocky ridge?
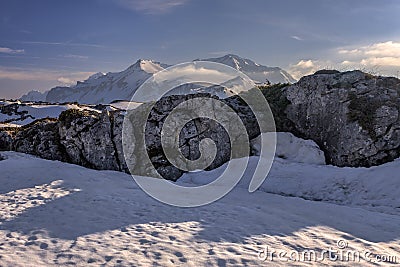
[0,93,261,180]
[269,70,400,167]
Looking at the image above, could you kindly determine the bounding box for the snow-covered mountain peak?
[127,59,166,74]
[87,72,106,81]
[201,54,296,84]
[202,54,260,71]
[44,59,169,104]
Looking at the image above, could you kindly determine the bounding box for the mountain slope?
[45,60,167,104]
[20,90,48,102]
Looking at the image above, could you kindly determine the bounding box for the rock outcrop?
[58,109,120,170]
[279,70,400,167]
[0,93,261,180]
[13,119,67,162]
[0,130,13,151]
[122,93,260,180]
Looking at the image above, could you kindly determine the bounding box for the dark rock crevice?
[109,111,122,172]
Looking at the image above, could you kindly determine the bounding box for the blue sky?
[1,0,400,98]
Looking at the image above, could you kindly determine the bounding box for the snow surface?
[0,104,100,126]
[110,101,143,110]
[0,151,399,266]
[0,100,21,106]
[179,155,400,216]
[0,123,21,128]
[251,132,326,165]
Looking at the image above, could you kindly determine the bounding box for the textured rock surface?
[13,119,67,162]
[124,93,260,180]
[0,130,13,151]
[58,109,120,170]
[282,70,400,167]
[0,93,260,180]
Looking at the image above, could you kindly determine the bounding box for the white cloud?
[116,0,187,14]
[288,60,323,80]
[363,41,400,57]
[338,48,362,55]
[291,36,303,41]
[360,57,400,67]
[341,60,354,65]
[155,64,236,83]
[0,67,94,85]
[63,54,89,60]
[295,59,314,68]
[0,47,25,54]
[57,77,76,85]
[21,41,104,48]
[339,41,400,57]
[288,41,400,79]
[337,41,400,68]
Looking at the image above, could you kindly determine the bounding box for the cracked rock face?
[282,70,400,167]
[124,93,260,180]
[12,119,67,162]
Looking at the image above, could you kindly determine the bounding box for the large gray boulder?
[281,70,400,167]
[58,109,120,170]
[123,93,260,180]
[12,119,67,162]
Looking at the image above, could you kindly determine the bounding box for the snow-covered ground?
[1,151,399,266]
[0,100,145,128]
[0,103,100,127]
[110,101,143,111]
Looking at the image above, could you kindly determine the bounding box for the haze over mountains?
[20,55,296,104]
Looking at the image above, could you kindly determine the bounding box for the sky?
[1,0,400,99]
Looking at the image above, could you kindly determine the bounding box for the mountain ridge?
[21,55,296,104]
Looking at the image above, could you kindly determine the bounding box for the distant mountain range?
[20,54,296,104]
